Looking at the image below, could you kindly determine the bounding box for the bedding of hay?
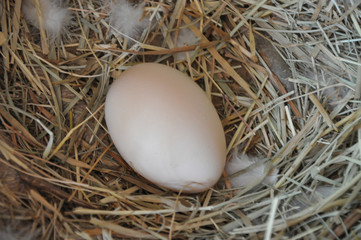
[1,0,361,239]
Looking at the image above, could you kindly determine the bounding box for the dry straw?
[1,0,361,239]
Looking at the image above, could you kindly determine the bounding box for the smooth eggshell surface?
[105,63,226,193]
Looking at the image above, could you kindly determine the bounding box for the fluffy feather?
[108,0,150,41]
[21,0,71,38]
[0,222,38,240]
[174,26,200,61]
[318,73,351,108]
[296,65,351,111]
[288,185,338,214]
[225,151,278,188]
[312,185,337,199]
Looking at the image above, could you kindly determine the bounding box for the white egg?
[105,63,226,193]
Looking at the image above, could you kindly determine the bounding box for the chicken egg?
[105,63,226,193]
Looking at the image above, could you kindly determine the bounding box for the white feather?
[174,26,200,61]
[109,0,150,41]
[321,79,351,107]
[0,222,38,240]
[288,185,338,214]
[312,185,337,199]
[295,64,351,111]
[21,0,70,38]
[225,151,278,188]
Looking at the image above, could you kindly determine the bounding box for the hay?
[1,0,361,239]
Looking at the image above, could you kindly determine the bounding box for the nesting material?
[225,151,278,188]
[21,0,71,38]
[1,0,361,239]
[108,0,150,41]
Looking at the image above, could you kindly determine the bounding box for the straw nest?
[1,0,361,239]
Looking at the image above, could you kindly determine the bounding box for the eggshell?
[105,63,226,193]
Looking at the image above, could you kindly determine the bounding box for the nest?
[1,0,361,239]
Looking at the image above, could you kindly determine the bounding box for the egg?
[105,63,226,193]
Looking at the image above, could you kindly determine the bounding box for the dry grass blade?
[90,218,164,239]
